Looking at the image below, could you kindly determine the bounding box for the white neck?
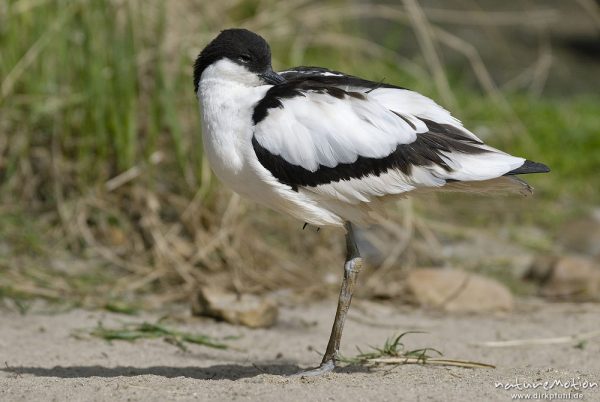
[197,60,269,184]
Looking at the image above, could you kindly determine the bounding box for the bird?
[193,28,550,376]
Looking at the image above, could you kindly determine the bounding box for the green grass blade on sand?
[87,320,230,350]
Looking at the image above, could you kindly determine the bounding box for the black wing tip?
[505,160,551,176]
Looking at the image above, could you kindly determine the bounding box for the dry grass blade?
[340,332,494,369]
[402,0,455,106]
[105,152,164,192]
[577,0,600,28]
[368,357,495,369]
[474,330,600,348]
[422,7,558,26]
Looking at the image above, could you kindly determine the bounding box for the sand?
[1,299,599,402]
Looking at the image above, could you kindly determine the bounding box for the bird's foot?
[290,359,335,377]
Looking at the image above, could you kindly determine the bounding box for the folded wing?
[251,67,544,204]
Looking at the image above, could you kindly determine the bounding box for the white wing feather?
[254,91,417,171]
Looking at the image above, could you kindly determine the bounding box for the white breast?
[198,62,269,196]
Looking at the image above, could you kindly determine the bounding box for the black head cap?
[193,29,273,92]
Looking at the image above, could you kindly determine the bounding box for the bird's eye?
[238,54,252,63]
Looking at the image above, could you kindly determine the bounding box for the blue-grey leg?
[294,221,363,376]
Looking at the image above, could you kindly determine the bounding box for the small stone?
[404,268,513,312]
[192,287,278,328]
[527,255,600,301]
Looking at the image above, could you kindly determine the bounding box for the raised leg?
[294,221,363,376]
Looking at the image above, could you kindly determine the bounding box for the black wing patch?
[252,120,489,191]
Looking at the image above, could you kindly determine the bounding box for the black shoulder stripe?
[252,80,366,125]
[280,66,341,76]
[252,84,305,125]
[253,69,410,125]
[280,66,406,90]
[252,124,490,190]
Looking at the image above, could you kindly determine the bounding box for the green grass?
[104,301,139,315]
[0,0,200,200]
[340,332,495,369]
[339,332,441,365]
[85,320,232,352]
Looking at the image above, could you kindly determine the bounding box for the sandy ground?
[1,299,599,402]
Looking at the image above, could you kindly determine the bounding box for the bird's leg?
[294,221,363,377]
[320,221,362,366]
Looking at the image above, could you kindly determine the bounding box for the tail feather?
[505,160,550,176]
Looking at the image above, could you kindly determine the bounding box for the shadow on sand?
[2,363,369,380]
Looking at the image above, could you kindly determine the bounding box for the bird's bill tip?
[260,69,285,85]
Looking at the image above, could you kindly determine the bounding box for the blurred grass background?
[0,0,599,308]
